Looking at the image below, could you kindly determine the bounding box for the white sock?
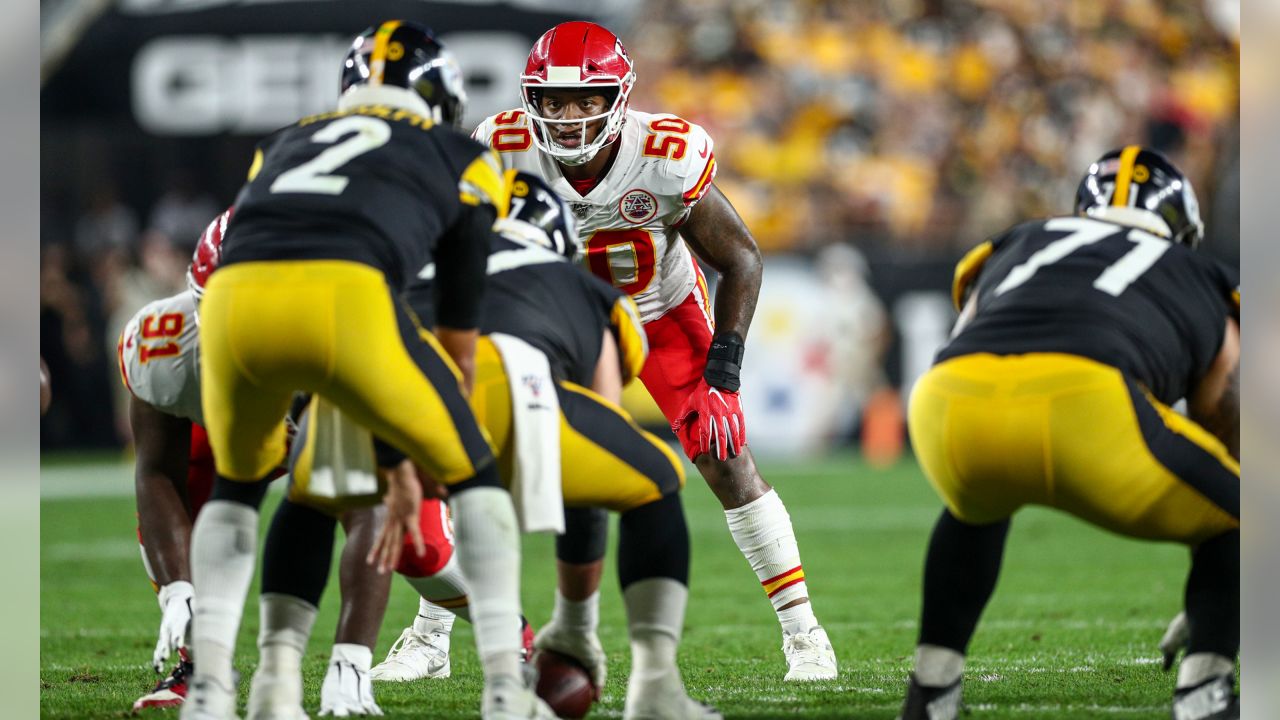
[330,643,372,672]
[449,487,522,683]
[777,602,819,636]
[413,597,458,636]
[623,578,687,696]
[914,644,965,687]
[1176,652,1234,689]
[724,490,813,616]
[552,589,600,634]
[189,500,259,688]
[257,593,318,675]
[406,553,471,623]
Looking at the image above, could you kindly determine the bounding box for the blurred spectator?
[147,169,220,252]
[40,0,1240,452]
[73,186,138,259]
[625,0,1239,255]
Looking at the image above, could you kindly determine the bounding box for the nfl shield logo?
[571,202,593,219]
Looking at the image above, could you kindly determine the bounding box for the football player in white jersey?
[119,209,392,716]
[470,21,837,682]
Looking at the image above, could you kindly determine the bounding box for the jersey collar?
[337,85,434,121]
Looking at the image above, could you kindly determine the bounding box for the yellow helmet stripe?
[369,20,403,86]
[1111,144,1142,207]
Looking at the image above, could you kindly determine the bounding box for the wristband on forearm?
[704,331,745,392]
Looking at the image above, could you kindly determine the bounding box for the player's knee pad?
[617,493,690,589]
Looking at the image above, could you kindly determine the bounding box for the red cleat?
[132,647,192,713]
[520,615,535,664]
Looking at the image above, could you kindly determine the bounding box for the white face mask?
[520,80,632,166]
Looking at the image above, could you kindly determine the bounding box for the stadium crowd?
[40,0,1240,450]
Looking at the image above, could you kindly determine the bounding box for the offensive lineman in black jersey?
[899,147,1239,720]
[186,22,542,720]
[343,172,719,718]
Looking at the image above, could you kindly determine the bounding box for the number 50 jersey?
[473,108,717,323]
[940,216,1239,405]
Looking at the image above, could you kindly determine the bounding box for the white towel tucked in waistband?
[291,395,381,505]
[489,333,565,534]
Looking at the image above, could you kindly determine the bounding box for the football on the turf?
[534,649,597,719]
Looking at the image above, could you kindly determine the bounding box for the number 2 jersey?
[472,108,717,323]
[224,88,508,328]
[938,216,1239,405]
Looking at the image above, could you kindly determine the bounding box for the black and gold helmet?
[340,20,467,127]
[499,171,580,260]
[1075,145,1204,248]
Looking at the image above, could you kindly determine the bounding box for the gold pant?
[199,260,494,484]
[469,337,684,512]
[909,353,1237,544]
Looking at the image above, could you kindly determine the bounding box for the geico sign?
[132,32,530,135]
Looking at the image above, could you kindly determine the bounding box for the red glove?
[672,379,747,462]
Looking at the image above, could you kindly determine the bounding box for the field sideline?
[41,452,1188,719]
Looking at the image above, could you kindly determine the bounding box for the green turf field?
[41,453,1189,719]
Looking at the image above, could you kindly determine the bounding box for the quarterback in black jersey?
[186,22,539,720]
[900,147,1239,720]
[347,172,717,718]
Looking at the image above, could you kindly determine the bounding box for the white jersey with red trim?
[473,107,718,323]
[117,290,203,425]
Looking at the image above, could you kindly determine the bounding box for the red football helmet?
[186,207,233,302]
[520,21,636,166]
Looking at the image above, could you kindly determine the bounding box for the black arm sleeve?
[433,202,495,329]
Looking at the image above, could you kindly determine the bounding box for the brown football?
[533,649,597,719]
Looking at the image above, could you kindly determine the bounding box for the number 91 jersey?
[117,290,203,425]
[473,108,717,323]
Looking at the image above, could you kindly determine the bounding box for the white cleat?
[532,622,607,689]
[481,674,559,720]
[181,676,241,720]
[623,671,722,720]
[246,668,308,720]
[369,626,451,682]
[782,626,838,681]
[320,655,383,717]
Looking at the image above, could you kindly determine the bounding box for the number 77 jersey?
[472,108,717,323]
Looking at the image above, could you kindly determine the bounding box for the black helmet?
[340,20,467,127]
[501,171,580,260]
[1075,145,1204,248]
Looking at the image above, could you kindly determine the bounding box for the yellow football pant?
[198,260,495,484]
[909,353,1238,544]
[468,337,684,512]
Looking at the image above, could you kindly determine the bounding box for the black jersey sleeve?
[434,147,509,329]
[434,202,495,329]
[950,227,1015,310]
[583,274,648,384]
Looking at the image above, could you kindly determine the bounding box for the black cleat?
[899,673,963,720]
[1171,674,1238,720]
